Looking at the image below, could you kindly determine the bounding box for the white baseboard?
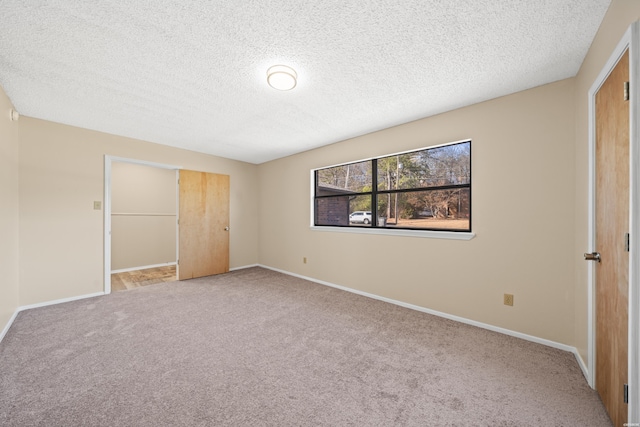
[17,292,105,312]
[259,264,583,360]
[2,265,590,383]
[573,349,589,381]
[0,291,105,345]
[111,262,177,274]
[230,264,259,271]
[0,309,20,344]
[114,262,257,275]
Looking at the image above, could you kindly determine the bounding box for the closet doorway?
[105,157,179,292]
[103,157,231,293]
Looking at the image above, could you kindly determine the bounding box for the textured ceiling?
[0,1,611,164]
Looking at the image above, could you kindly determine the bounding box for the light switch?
[93,201,102,210]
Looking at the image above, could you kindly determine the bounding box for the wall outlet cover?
[504,294,514,306]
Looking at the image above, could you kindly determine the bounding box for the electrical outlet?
[504,294,514,306]
[303,257,307,264]
[93,201,102,210]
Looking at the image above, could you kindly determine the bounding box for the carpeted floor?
[0,267,611,426]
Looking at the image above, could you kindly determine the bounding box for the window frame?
[310,139,475,240]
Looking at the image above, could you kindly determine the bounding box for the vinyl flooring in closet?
[111,265,177,292]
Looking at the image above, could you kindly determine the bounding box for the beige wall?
[18,117,259,306]
[0,86,19,334]
[258,79,577,345]
[111,162,177,271]
[572,0,640,364]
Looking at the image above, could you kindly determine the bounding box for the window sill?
[310,226,475,240]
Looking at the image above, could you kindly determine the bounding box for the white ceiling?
[0,1,611,164]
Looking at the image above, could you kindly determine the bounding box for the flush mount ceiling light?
[267,65,297,91]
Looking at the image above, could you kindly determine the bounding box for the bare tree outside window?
[315,141,471,232]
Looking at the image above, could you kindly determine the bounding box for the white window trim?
[309,224,475,240]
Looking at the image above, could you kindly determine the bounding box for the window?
[314,140,471,232]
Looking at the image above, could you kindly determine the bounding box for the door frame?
[587,21,640,422]
[103,155,181,294]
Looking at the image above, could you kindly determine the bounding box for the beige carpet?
[0,267,611,426]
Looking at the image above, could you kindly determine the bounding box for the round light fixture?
[267,65,297,91]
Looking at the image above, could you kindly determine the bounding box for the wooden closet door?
[595,49,629,427]
[178,170,229,280]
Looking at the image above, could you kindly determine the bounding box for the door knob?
[224,226,230,231]
[584,252,601,262]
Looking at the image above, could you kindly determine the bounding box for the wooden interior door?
[595,49,629,427]
[178,170,230,280]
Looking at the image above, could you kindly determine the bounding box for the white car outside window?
[349,211,372,224]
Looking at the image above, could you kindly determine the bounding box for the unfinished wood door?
[595,49,629,427]
[178,170,229,280]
